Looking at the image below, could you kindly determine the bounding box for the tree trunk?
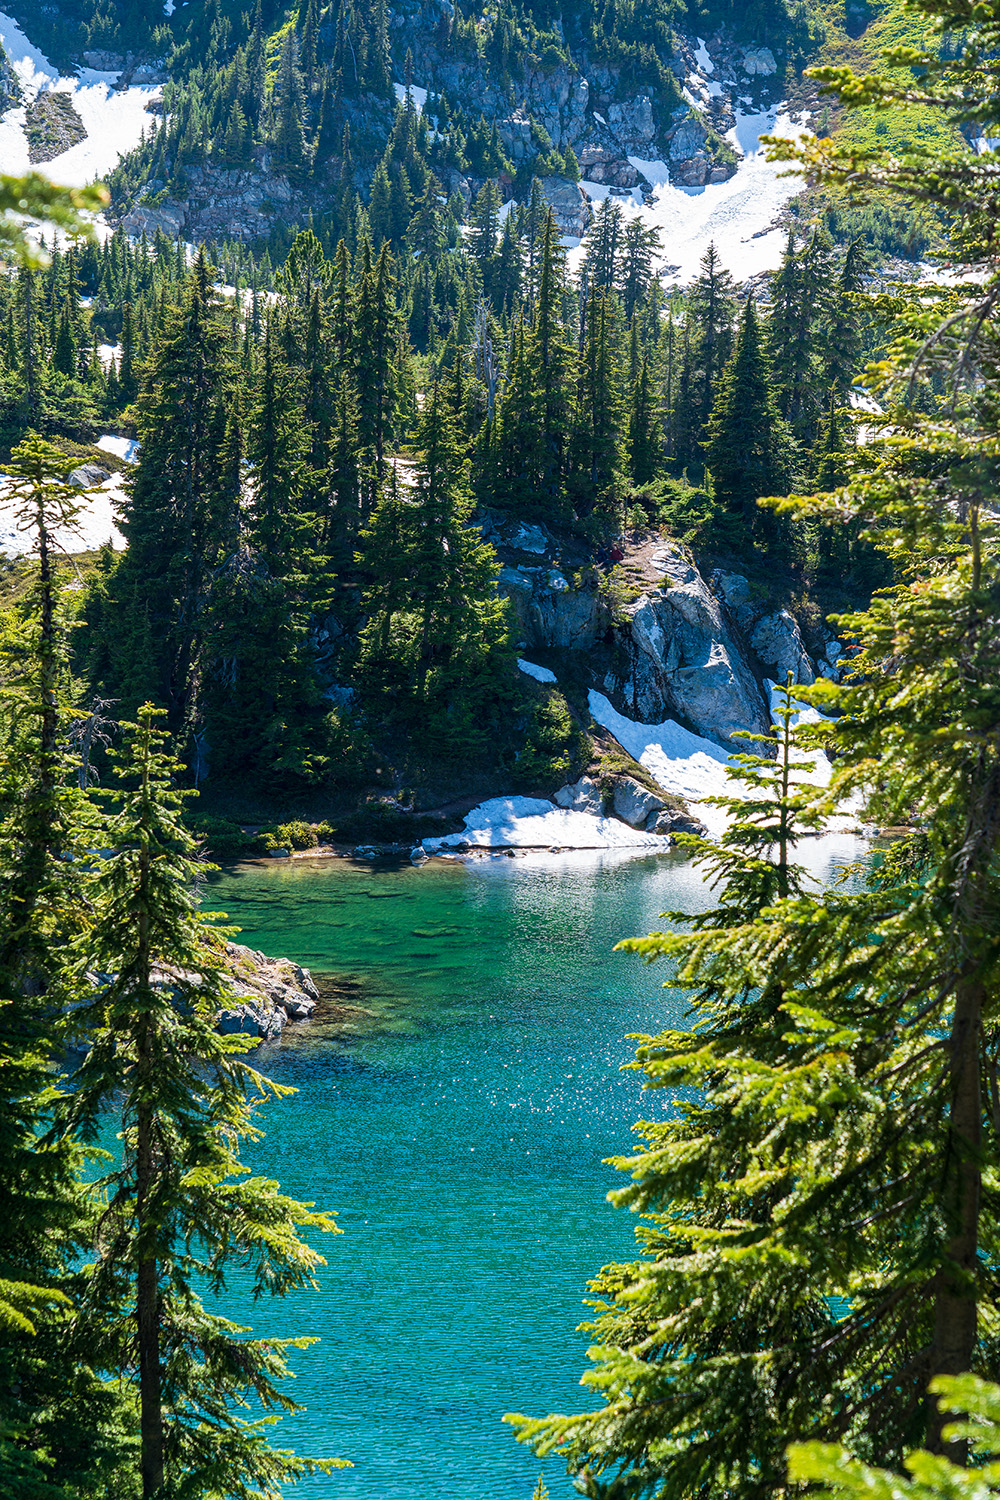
[928,975,983,1459]
[135,866,164,1498]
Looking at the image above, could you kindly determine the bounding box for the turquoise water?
[201,850,717,1498]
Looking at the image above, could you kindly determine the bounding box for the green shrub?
[513,690,581,789]
[265,820,316,851]
[185,816,261,858]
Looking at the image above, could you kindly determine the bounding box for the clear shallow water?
[202,845,849,1498]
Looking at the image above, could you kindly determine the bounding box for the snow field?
[421,795,665,853]
[0,472,124,555]
[0,10,161,189]
[574,105,807,286]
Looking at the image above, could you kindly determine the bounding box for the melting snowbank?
[575,105,806,285]
[96,433,139,463]
[422,796,664,853]
[0,471,124,554]
[518,658,557,684]
[0,10,160,187]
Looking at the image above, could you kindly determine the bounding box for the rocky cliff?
[486,513,835,752]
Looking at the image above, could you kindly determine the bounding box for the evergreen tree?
[65,706,343,1499]
[84,251,236,732]
[357,385,512,751]
[628,349,663,486]
[687,241,735,437]
[704,298,791,544]
[568,289,627,519]
[0,436,130,1495]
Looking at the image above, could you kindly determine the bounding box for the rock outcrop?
[614,544,771,749]
[553,776,604,815]
[216,942,319,1041]
[536,175,592,237]
[612,775,665,829]
[500,564,602,650]
[750,610,815,686]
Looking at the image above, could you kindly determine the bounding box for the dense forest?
[3,0,1000,1497]
[0,174,884,817]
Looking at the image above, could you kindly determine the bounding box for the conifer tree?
[357,386,511,751]
[628,349,663,486]
[88,250,237,730]
[568,289,627,519]
[704,297,791,544]
[66,706,343,1500]
[248,321,309,565]
[514,9,1000,1487]
[687,241,735,436]
[0,435,130,1494]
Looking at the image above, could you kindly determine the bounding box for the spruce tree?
[703,298,791,545]
[66,706,343,1500]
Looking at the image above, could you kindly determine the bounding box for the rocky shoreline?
[217,941,319,1042]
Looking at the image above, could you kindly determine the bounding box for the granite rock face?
[553,776,605,816]
[612,776,665,829]
[751,609,816,686]
[499,566,602,651]
[616,545,770,749]
[536,175,592,237]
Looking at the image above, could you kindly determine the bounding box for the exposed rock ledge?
[217,942,319,1042]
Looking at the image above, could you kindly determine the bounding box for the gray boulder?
[669,119,708,161]
[616,544,770,748]
[648,808,708,838]
[751,610,815,685]
[553,776,604,816]
[68,462,110,488]
[743,47,778,76]
[612,776,664,829]
[577,145,639,188]
[537,176,592,237]
[606,95,656,150]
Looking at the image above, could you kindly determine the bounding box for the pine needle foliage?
[63,705,345,1500]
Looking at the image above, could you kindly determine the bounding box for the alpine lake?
[203,841,858,1497]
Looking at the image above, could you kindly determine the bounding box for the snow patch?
[573,106,807,286]
[0,472,124,555]
[590,687,843,840]
[393,81,428,113]
[694,37,714,73]
[422,795,664,853]
[518,659,557,684]
[97,434,139,463]
[589,691,734,837]
[0,10,161,188]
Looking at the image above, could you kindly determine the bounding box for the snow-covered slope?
[574,104,806,285]
[0,10,160,187]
